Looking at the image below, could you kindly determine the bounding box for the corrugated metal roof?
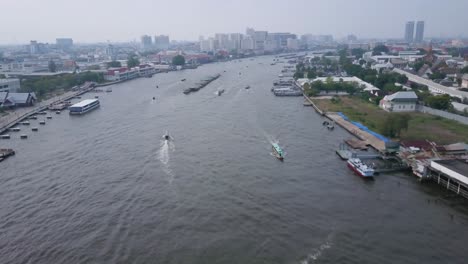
[386,91,418,101]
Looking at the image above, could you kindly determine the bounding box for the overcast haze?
[1,0,467,44]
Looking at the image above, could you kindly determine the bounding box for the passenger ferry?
[69,99,100,115]
[272,143,284,161]
[347,158,374,178]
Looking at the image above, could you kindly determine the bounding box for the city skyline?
[1,0,468,44]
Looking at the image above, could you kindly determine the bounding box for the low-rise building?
[379,91,418,112]
[0,78,20,92]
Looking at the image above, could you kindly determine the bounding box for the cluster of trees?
[372,45,390,56]
[107,61,122,68]
[172,55,185,66]
[461,66,468,74]
[342,63,408,92]
[127,54,140,68]
[381,114,411,138]
[425,94,452,110]
[304,77,358,96]
[20,72,104,99]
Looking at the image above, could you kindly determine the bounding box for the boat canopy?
[272,143,284,156]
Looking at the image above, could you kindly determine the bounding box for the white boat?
[69,99,100,115]
[347,158,374,177]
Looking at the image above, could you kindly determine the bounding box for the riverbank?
[311,96,468,144]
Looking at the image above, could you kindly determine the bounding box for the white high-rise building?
[404,21,415,43]
[415,21,425,43]
[241,37,254,50]
[229,33,243,50]
[215,33,229,50]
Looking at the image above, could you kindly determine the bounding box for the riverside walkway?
[0,86,95,134]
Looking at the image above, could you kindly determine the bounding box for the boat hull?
[347,162,374,178]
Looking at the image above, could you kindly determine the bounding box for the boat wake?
[158,140,175,184]
[299,232,335,264]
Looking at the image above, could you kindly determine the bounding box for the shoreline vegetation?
[311,96,468,144]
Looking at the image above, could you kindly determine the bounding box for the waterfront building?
[229,33,243,51]
[56,38,73,50]
[0,78,20,92]
[269,33,297,49]
[429,159,468,198]
[253,31,268,50]
[415,21,425,43]
[104,67,139,81]
[404,21,415,43]
[0,92,36,108]
[379,91,418,112]
[215,33,229,50]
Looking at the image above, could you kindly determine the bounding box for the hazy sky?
[1,0,467,44]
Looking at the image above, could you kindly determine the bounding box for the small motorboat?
[56,111,61,114]
[163,131,172,141]
[105,88,112,92]
[29,116,38,120]
[217,89,225,96]
[245,86,250,90]
[152,97,156,100]
[21,121,30,125]
[20,134,28,139]
[0,135,11,139]
[156,85,159,88]
[272,143,284,161]
[181,78,186,82]
[32,127,39,132]
[95,96,99,99]
[46,116,52,119]
[10,127,21,132]
[39,120,46,125]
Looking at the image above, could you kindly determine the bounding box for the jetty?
[0,82,97,135]
[183,74,221,94]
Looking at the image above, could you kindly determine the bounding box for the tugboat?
[272,143,284,161]
[347,158,374,178]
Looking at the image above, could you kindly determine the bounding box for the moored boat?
[272,143,284,161]
[347,158,374,178]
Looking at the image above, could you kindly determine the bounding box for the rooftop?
[433,159,468,177]
[385,91,418,101]
[71,99,98,108]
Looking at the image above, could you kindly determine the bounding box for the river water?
[1,56,468,264]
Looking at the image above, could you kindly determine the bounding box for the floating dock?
[183,74,221,94]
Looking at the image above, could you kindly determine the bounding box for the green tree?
[381,114,411,138]
[48,60,57,72]
[127,56,140,68]
[107,61,122,68]
[172,55,186,66]
[426,94,451,110]
[351,48,365,59]
[372,45,389,55]
[0,74,6,79]
[461,66,468,74]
